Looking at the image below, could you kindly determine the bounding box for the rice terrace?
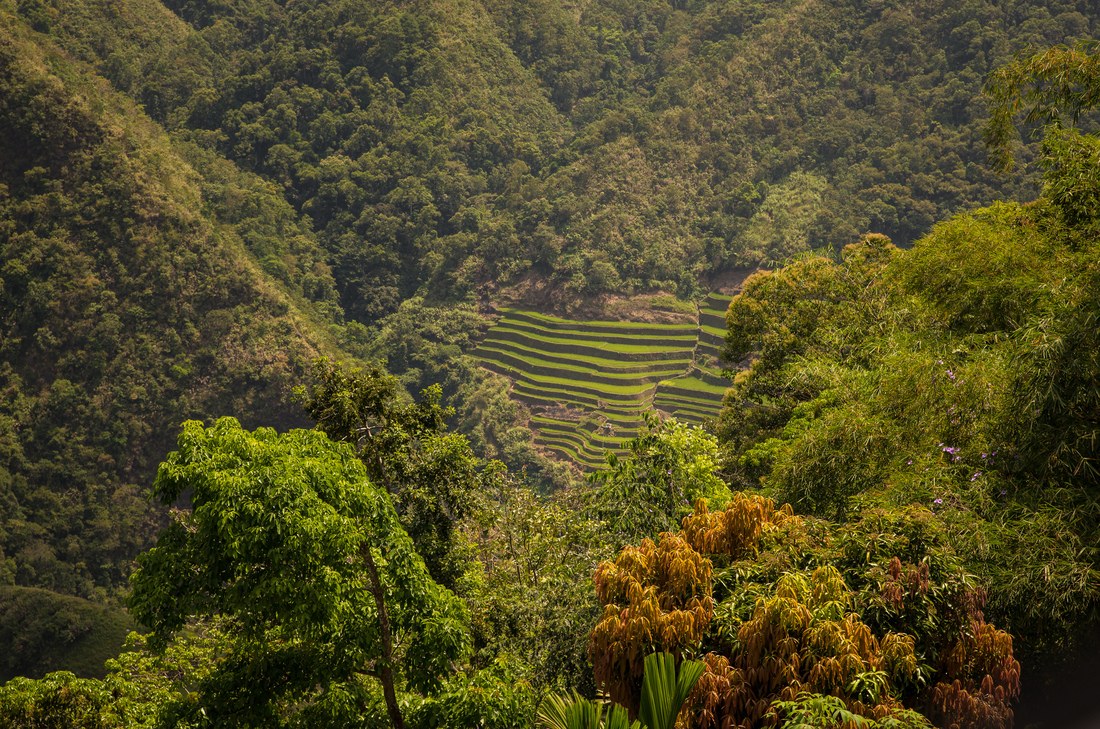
[473,292,734,468]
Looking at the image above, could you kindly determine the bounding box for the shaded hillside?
[0,587,133,681]
[0,9,347,597]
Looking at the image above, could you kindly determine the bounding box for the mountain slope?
[20,0,1093,319]
[0,8,346,597]
[2,0,1098,597]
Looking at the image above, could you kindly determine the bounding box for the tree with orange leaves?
[588,496,1020,728]
[589,532,714,710]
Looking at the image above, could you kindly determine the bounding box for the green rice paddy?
[472,295,736,470]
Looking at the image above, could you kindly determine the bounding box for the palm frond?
[638,652,706,729]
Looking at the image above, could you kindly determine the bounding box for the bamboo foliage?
[984,40,1100,171]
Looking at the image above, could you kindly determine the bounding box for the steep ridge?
[0,11,348,597]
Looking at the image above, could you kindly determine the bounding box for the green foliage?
[771,693,873,729]
[467,472,604,696]
[2,0,1100,716]
[716,121,1100,665]
[0,671,114,729]
[0,0,1090,620]
[769,693,932,729]
[99,628,222,729]
[1038,126,1100,231]
[16,0,1080,320]
[894,203,1061,333]
[537,692,635,729]
[129,417,470,726]
[637,653,705,729]
[363,296,491,390]
[738,172,829,267]
[0,6,343,601]
[985,40,1100,172]
[0,612,225,727]
[589,415,731,545]
[296,358,481,589]
[537,652,704,729]
[766,398,895,519]
[411,659,537,729]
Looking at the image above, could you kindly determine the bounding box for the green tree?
[590,500,1020,729]
[468,471,603,696]
[985,40,1100,172]
[589,415,731,546]
[129,418,470,728]
[297,358,481,590]
[0,671,113,729]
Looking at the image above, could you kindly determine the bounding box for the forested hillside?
[1,0,1099,726]
[14,0,1095,315]
[2,0,1086,603]
[0,4,346,598]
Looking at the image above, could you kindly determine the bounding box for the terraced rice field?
[697,292,733,372]
[473,294,735,469]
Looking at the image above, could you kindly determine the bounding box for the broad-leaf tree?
[129,417,470,728]
[590,498,1020,728]
[589,415,731,546]
[297,358,480,590]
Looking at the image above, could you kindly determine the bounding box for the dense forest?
[0,0,1098,726]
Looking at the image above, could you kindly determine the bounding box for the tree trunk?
[362,541,405,729]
